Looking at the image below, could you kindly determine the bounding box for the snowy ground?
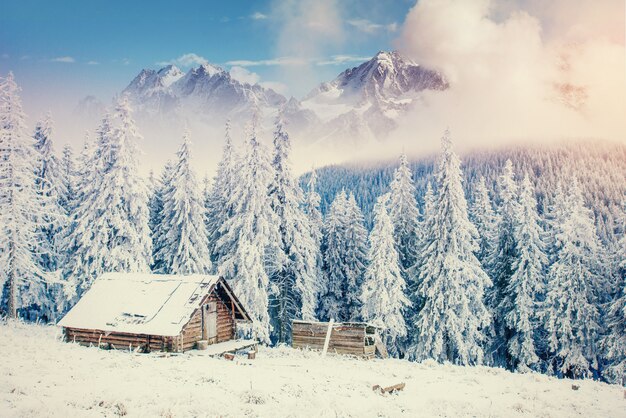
[1,321,624,418]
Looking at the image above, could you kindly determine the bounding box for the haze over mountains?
[79,51,448,149]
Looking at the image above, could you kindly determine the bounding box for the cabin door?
[203,302,218,344]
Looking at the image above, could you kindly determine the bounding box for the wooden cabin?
[292,320,381,358]
[58,273,251,353]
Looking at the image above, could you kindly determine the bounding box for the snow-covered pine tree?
[267,117,318,343]
[150,161,173,273]
[59,144,78,215]
[32,113,69,320]
[502,174,545,372]
[154,133,211,274]
[542,178,602,378]
[489,159,520,366]
[304,168,324,293]
[32,113,66,273]
[601,220,625,384]
[206,121,238,267]
[470,176,499,271]
[0,72,50,318]
[601,199,625,383]
[215,117,277,344]
[388,153,421,274]
[407,130,492,365]
[318,190,348,321]
[343,193,368,321]
[65,96,151,298]
[361,193,411,357]
[407,181,435,317]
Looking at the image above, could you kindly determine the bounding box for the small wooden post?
[321,319,334,357]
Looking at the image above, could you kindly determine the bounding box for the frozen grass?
[0,320,624,417]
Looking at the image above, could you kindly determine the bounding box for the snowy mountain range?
[80,51,448,144]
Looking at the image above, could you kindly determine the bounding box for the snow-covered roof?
[59,273,223,337]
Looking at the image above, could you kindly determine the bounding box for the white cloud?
[229,66,260,84]
[259,81,289,95]
[392,0,625,148]
[228,66,288,95]
[1,53,8,59]
[86,60,99,65]
[51,56,75,63]
[250,12,268,20]
[347,19,398,34]
[226,57,307,67]
[157,53,208,68]
[316,54,370,66]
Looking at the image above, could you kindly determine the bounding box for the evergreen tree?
[388,153,421,273]
[207,121,237,266]
[361,193,410,357]
[503,174,545,372]
[215,117,277,344]
[32,113,66,273]
[490,159,520,365]
[318,190,348,321]
[58,144,78,214]
[407,130,491,365]
[267,117,318,343]
[542,178,602,378]
[155,133,211,274]
[0,72,51,318]
[601,221,625,385]
[304,168,324,295]
[32,113,69,320]
[470,176,499,271]
[343,193,368,321]
[150,161,173,273]
[65,96,151,298]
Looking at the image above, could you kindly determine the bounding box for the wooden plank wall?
[64,327,174,352]
[175,293,235,352]
[292,322,369,357]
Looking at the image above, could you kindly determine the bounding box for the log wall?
[64,327,175,352]
[292,321,375,358]
[175,293,236,352]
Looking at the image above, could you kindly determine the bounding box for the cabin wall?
[64,327,175,352]
[176,293,236,352]
[292,321,371,357]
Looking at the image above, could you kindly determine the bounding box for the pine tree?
[58,144,78,214]
[304,168,324,294]
[319,190,348,321]
[32,113,66,273]
[542,178,602,378]
[207,121,238,266]
[503,174,545,372]
[490,159,520,365]
[0,72,51,318]
[215,118,277,344]
[601,220,625,385]
[154,133,211,274]
[407,130,491,365]
[470,176,499,271]
[361,193,411,356]
[150,161,173,273]
[343,193,368,321]
[388,153,421,274]
[32,113,70,320]
[267,117,318,342]
[65,96,151,298]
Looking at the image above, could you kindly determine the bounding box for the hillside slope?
[0,321,623,417]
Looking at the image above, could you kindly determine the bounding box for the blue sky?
[0,0,414,104]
